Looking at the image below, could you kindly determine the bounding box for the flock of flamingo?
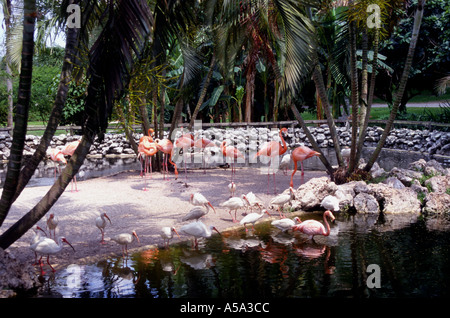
[29,126,340,275]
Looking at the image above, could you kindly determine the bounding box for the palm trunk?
[365,0,426,172]
[12,21,81,204]
[290,104,335,177]
[0,135,93,250]
[169,72,185,141]
[4,0,13,129]
[347,20,359,174]
[0,0,36,228]
[311,56,344,167]
[188,54,216,131]
[356,27,379,165]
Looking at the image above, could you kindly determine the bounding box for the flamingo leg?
[290,161,298,188]
[142,156,149,191]
[39,256,45,275]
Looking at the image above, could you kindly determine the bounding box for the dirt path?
[1,166,327,271]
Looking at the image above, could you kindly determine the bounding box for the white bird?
[341,147,351,167]
[46,213,58,239]
[321,195,340,212]
[245,191,264,212]
[279,154,291,175]
[182,206,208,222]
[228,181,236,198]
[240,209,271,232]
[95,212,112,244]
[33,236,75,275]
[270,187,295,218]
[112,231,140,258]
[271,217,302,232]
[29,226,47,265]
[220,195,250,223]
[190,192,216,213]
[179,221,220,249]
[160,227,180,248]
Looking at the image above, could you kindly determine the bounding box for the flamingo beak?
[173,227,180,238]
[133,231,140,243]
[62,238,75,251]
[105,213,112,224]
[265,210,271,217]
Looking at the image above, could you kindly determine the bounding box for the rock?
[0,248,40,297]
[334,183,356,209]
[353,192,380,214]
[389,167,423,187]
[423,192,450,215]
[425,175,450,194]
[370,162,387,179]
[383,176,405,189]
[368,183,421,214]
[292,177,337,211]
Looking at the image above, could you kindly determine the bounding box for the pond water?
[39,213,450,298]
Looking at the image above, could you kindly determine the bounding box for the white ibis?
[33,236,75,275]
[112,231,140,258]
[190,193,216,213]
[270,187,295,218]
[179,221,220,249]
[160,227,180,248]
[95,212,112,244]
[320,195,340,212]
[228,181,236,198]
[220,195,250,223]
[245,191,264,212]
[293,210,336,241]
[240,209,271,232]
[271,217,302,232]
[29,226,47,265]
[46,213,59,239]
[182,206,209,222]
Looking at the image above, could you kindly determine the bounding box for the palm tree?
[0,0,153,249]
[0,0,37,228]
[364,0,426,172]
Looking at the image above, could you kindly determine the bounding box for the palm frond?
[83,0,153,139]
[436,75,450,96]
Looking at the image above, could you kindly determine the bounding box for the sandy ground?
[1,166,327,272]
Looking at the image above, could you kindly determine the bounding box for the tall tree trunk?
[244,65,255,123]
[12,19,81,204]
[5,0,13,129]
[290,103,335,177]
[0,134,93,250]
[356,27,379,165]
[347,20,359,174]
[188,54,216,131]
[0,0,36,227]
[311,56,344,167]
[169,72,185,141]
[358,28,369,132]
[365,0,426,172]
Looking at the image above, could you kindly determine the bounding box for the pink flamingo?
[138,140,158,191]
[138,129,155,177]
[49,148,67,178]
[174,131,195,184]
[255,127,288,194]
[194,135,216,173]
[290,146,321,188]
[220,140,245,182]
[155,138,179,180]
[293,210,335,241]
[61,139,81,192]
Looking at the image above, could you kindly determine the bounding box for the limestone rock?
[423,192,450,215]
[353,192,380,214]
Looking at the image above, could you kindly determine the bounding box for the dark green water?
[42,213,450,298]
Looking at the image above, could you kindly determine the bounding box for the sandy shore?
[1,166,327,271]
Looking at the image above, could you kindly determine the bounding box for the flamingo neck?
[323,213,331,236]
[279,130,287,153]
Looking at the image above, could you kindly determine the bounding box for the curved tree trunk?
[12,17,81,203]
[365,0,426,172]
[0,0,36,227]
